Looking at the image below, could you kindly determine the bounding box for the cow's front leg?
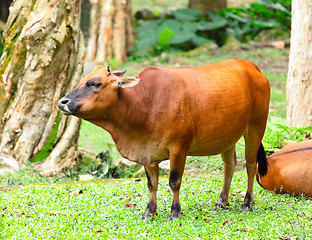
[168,150,187,220]
[141,164,159,220]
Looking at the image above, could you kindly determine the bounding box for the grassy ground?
[1,171,311,239]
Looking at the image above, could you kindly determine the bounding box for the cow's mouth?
[57,97,76,115]
[58,105,73,115]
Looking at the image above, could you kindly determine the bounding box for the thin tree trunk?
[188,0,227,14]
[86,0,135,64]
[0,0,85,174]
[286,0,312,127]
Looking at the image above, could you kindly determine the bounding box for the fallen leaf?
[237,191,245,196]
[203,217,213,222]
[94,229,104,234]
[221,219,230,227]
[125,203,138,209]
[241,226,254,231]
[11,211,24,217]
[125,196,132,203]
[143,227,150,232]
[70,189,83,196]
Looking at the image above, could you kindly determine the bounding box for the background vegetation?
[134,0,291,57]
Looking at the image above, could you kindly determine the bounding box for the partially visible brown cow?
[257,140,312,197]
[58,59,270,219]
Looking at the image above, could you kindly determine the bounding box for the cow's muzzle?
[57,97,76,115]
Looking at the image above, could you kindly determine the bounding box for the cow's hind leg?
[243,125,265,210]
[215,145,237,209]
[141,165,159,220]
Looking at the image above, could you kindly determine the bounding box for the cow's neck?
[87,87,152,160]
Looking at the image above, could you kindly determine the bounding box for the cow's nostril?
[61,99,69,105]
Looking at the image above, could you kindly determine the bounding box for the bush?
[133,0,291,58]
[263,117,312,154]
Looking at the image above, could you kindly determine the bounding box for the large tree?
[188,0,227,14]
[286,0,312,127]
[0,0,85,174]
[86,0,135,64]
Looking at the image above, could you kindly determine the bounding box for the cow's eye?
[91,82,102,89]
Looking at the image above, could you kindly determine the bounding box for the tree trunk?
[286,0,312,127]
[86,0,135,64]
[188,0,227,14]
[0,0,85,174]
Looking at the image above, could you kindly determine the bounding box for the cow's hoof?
[241,203,253,211]
[214,203,229,210]
[167,211,182,221]
[141,211,156,220]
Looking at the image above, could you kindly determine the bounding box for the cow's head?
[57,65,141,119]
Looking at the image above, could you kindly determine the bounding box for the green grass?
[1,172,312,239]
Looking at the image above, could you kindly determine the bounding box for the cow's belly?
[188,123,247,155]
[188,106,250,155]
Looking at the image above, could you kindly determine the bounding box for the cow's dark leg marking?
[168,149,187,220]
[242,192,253,210]
[215,145,236,209]
[141,165,159,220]
[169,169,180,191]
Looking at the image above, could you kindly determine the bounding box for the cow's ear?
[112,70,126,77]
[118,77,141,88]
[106,65,111,76]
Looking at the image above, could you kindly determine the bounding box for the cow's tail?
[257,142,268,177]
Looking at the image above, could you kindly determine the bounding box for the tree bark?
[188,0,227,14]
[286,0,312,127]
[0,0,85,174]
[86,0,135,64]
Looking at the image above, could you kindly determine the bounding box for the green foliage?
[221,0,291,42]
[133,0,291,57]
[263,117,312,153]
[61,150,137,181]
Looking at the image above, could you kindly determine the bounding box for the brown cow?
[58,59,270,220]
[257,140,312,197]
